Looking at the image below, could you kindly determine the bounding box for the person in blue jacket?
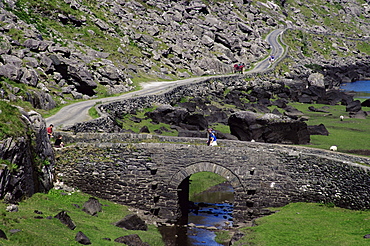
[207,128,217,146]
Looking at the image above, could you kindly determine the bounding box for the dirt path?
[46,29,285,129]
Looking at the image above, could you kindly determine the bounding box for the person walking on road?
[269,55,275,63]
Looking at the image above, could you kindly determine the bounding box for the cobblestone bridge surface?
[55,132,370,223]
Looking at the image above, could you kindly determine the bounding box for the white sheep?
[340,115,344,121]
[330,145,337,151]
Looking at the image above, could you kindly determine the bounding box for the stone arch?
[169,161,245,191]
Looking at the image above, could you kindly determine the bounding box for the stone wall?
[55,132,370,223]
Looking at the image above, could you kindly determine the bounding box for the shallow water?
[340,80,370,98]
[160,183,234,246]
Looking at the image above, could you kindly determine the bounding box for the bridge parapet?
[55,132,370,223]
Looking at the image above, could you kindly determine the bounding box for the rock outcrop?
[0,0,369,113]
[0,108,55,203]
[228,111,310,144]
[67,75,361,145]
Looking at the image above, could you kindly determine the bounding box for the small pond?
[340,80,370,98]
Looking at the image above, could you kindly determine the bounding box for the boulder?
[308,73,325,87]
[139,126,150,133]
[144,105,189,125]
[307,85,326,98]
[206,111,229,124]
[346,100,362,112]
[114,214,147,231]
[0,64,22,81]
[361,99,370,107]
[321,90,353,105]
[177,102,197,112]
[82,197,102,216]
[228,111,310,144]
[0,229,7,240]
[271,98,288,108]
[54,211,76,230]
[283,105,305,119]
[349,110,367,119]
[28,90,57,110]
[308,124,329,136]
[297,94,313,103]
[114,234,149,246]
[183,113,208,130]
[308,106,330,113]
[75,231,91,245]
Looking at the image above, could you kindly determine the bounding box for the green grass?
[210,123,230,134]
[284,102,370,154]
[357,41,370,55]
[235,202,370,246]
[116,108,177,136]
[0,101,28,138]
[88,105,100,119]
[0,189,164,246]
[215,230,234,245]
[189,172,227,200]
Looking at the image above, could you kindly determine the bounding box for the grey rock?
[75,231,91,245]
[114,214,148,231]
[20,68,38,86]
[228,111,310,144]
[0,108,54,202]
[346,100,362,112]
[0,229,7,240]
[1,54,22,67]
[23,39,41,51]
[82,197,102,216]
[145,105,189,125]
[114,234,149,246]
[308,124,329,136]
[54,211,76,230]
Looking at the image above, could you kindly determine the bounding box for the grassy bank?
[1,173,370,245]
[287,102,370,155]
[234,202,370,246]
[189,172,227,200]
[0,189,163,246]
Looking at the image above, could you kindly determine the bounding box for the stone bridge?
[55,132,370,223]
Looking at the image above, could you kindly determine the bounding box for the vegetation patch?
[189,172,227,200]
[235,202,370,246]
[286,102,370,155]
[0,189,164,246]
[116,107,177,136]
[0,101,27,139]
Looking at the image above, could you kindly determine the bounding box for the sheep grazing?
[340,115,344,121]
[330,145,337,151]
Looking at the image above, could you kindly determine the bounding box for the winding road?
[46,29,285,129]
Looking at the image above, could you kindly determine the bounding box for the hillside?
[0,0,369,115]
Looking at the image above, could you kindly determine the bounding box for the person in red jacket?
[46,124,53,139]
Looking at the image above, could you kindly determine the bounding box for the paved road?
[46,29,285,129]
[253,29,285,72]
